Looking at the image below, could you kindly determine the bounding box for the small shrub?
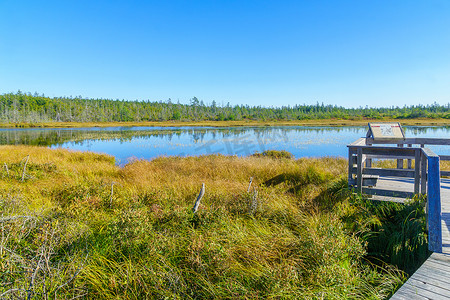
[252,150,293,159]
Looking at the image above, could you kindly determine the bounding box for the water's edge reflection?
[1,126,448,165]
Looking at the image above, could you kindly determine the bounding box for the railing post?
[420,152,427,194]
[414,149,420,194]
[348,147,354,187]
[357,148,363,193]
[366,140,372,167]
[427,154,442,253]
[407,144,412,169]
[397,143,404,169]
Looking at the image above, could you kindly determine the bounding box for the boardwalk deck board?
[422,260,450,272]
[393,283,450,300]
[392,289,429,300]
[415,262,450,278]
[413,273,450,291]
[407,277,450,297]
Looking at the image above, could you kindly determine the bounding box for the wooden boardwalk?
[346,132,450,299]
[388,177,450,299]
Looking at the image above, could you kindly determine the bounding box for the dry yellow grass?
[0,146,406,299]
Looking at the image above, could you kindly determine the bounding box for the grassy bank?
[1,118,449,128]
[0,146,429,299]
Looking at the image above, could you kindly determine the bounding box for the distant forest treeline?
[1,91,450,123]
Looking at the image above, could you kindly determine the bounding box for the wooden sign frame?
[366,122,405,140]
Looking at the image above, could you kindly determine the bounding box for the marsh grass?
[0,146,424,299]
[342,194,429,275]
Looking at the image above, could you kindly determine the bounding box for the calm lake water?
[1,126,449,165]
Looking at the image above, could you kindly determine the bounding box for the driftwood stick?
[0,289,26,298]
[192,183,205,214]
[4,163,9,176]
[21,155,29,182]
[247,177,253,193]
[0,215,33,223]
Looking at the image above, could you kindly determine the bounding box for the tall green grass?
[347,196,429,275]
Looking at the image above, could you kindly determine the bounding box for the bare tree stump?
[4,163,9,176]
[21,155,29,182]
[192,183,205,214]
[247,177,253,192]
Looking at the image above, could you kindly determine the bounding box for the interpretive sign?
[367,122,405,140]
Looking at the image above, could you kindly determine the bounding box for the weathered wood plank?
[418,258,450,276]
[423,261,450,279]
[441,170,450,177]
[421,260,450,274]
[424,254,450,266]
[369,195,406,203]
[359,147,417,157]
[395,283,450,300]
[362,187,414,198]
[422,147,439,158]
[364,154,416,160]
[351,167,416,178]
[366,137,450,145]
[413,272,450,290]
[429,252,450,264]
[407,277,450,297]
[347,137,366,146]
[390,287,429,300]
[424,259,450,271]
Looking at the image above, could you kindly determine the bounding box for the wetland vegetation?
[1,92,449,127]
[0,146,431,299]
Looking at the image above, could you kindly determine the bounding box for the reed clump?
[0,145,424,299]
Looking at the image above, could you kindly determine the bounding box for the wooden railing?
[347,137,448,253]
[365,137,450,177]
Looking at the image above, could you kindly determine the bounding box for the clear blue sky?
[1,0,449,108]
